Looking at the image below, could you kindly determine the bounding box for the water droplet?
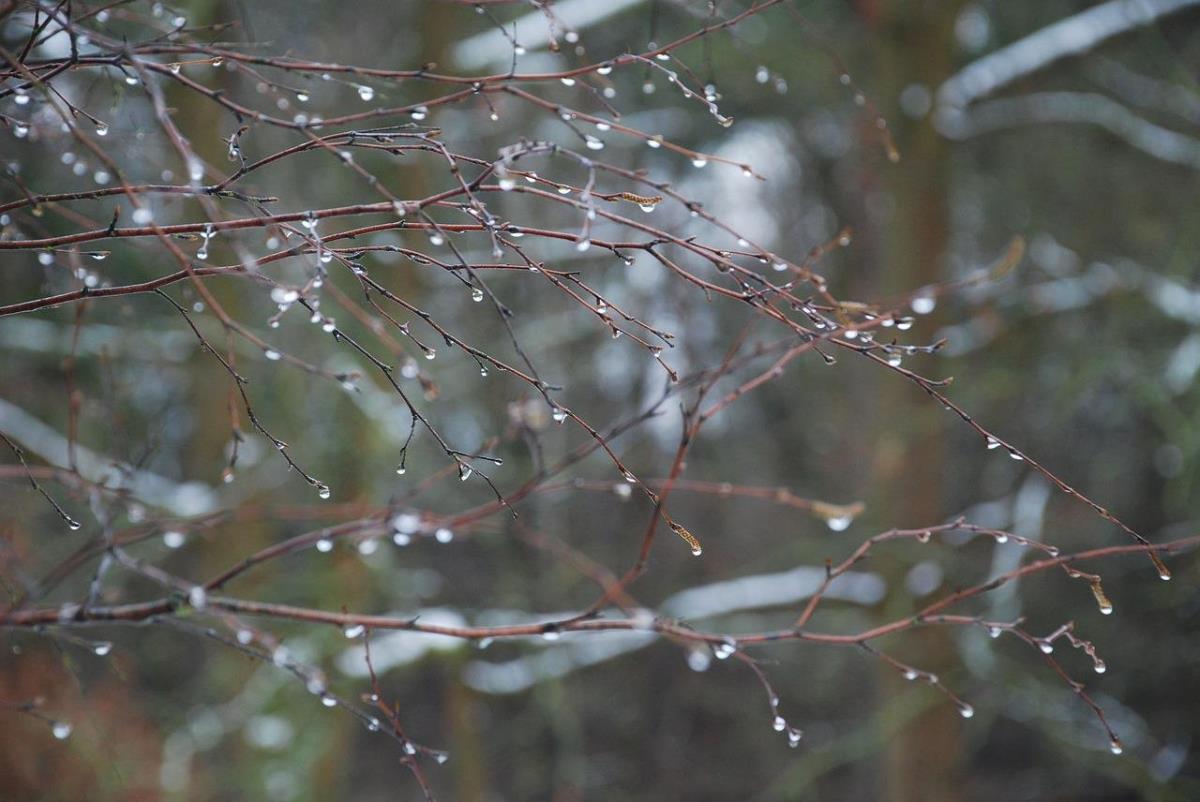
[647,136,663,149]
[316,483,331,500]
[264,349,281,361]
[773,715,787,732]
[237,629,254,644]
[315,538,333,553]
[132,207,153,225]
[356,85,375,102]
[435,752,449,764]
[1095,660,1107,674]
[1038,640,1054,654]
[477,637,493,650]
[958,702,974,719]
[67,518,83,531]
[94,122,109,137]
[357,538,379,556]
[188,586,207,609]
[1109,739,1123,755]
[713,639,736,660]
[987,626,1002,638]
[391,513,419,535]
[560,77,576,86]
[162,530,185,549]
[367,717,381,732]
[912,295,937,315]
[755,65,770,84]
[552,408,568,423]
[903,669,919,681]
[584,135,604,151]
[321,693,338,708]
[542,629,560,642]
[343,624,365,639]
[93,641,113,656]
[691,158,708,168]
[681,644,713,673]
[826,515,852,532]
[52,721,73,740]
[1151,553,1172,581]
[787,728,803,747]
[1008,451,1023,461]
[435,527,454,544]
[690,544,703,557]
[575,238,591,252]
[459,465,473,481]
[471,287,484,303]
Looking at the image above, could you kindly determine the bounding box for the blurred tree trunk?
[860,2,966,801]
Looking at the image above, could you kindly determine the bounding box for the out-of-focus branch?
[937,0,1200,109]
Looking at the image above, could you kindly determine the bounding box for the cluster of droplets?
[983,435,1025,462]
[301,212,332,266]
[770,705,804,749]
[896,663,976,719]
[712,637,737,661]
[753,64,789,95]
[196,223,215,260]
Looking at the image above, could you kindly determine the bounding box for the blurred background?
[2,1,1199,800]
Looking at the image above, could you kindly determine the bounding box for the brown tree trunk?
[861,1,966,800]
